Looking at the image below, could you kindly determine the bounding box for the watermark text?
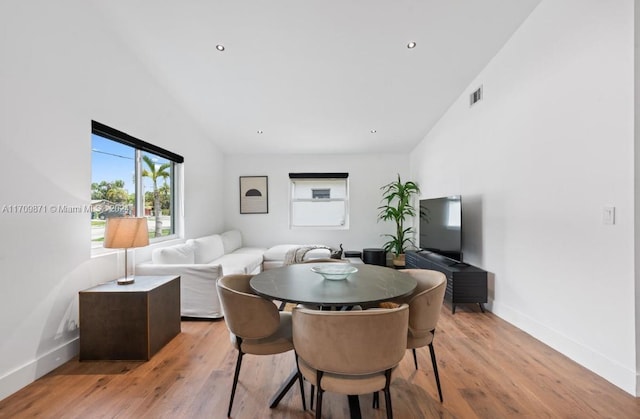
[1,204,97,215]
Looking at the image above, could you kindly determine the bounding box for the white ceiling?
[93,0,541,155]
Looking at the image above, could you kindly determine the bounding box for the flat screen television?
[419,196,463,262]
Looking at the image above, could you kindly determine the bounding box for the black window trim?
[92,120,184,164]
[289,172,348,179]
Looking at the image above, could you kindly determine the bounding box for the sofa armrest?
[136,263,224,318]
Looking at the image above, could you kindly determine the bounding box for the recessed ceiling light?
[216,44,225,52]
[407,42,416,49]
[370,129,377,134]
[257,130,263,134]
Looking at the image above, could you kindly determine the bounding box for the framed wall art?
[239,176,268,214]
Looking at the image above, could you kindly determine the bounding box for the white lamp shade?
[103,217,149,249]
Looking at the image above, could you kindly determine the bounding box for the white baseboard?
[0,338,79,402]
[490,300,637,396]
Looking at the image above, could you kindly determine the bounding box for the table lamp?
[103,217,149,285]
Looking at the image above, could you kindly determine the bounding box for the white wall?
[0,1,224,400]
[411,0,637,394]
[224,153,411,252]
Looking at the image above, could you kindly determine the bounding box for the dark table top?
[250,263,416,307]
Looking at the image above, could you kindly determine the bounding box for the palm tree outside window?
[142,154,172,238]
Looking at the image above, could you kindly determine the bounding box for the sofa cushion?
[221,230,243,254]
[263,244,299,261]
[187,234,225,264]
[214,253,263,275]
[152,243,195,265]
[232,247,267,257]
[263,244,331,261]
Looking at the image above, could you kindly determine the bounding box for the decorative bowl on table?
[310,265,358,281]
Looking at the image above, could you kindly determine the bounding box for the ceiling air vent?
[470,85,483,107]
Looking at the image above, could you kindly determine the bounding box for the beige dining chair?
[397,268,447,402]
[293,304,409,419]
[217,274,306,417]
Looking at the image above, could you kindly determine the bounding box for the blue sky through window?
[91,134,135,193]
[91,134,171,195]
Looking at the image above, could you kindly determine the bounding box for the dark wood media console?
[406,250,487,314]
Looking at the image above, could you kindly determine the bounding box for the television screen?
[419,196,462,262]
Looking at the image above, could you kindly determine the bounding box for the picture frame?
[239,176,268,214]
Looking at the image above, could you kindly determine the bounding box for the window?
[289,173,349,228]
[91,121,184,250]
[311,189,331,199]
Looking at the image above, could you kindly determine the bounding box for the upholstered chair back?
[293,304,408,375]
[217,274,280,341]
[399,269,446,347]
[395,269,447,403]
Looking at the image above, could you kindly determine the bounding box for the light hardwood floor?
[1,303,639,418]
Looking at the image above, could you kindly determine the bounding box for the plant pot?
[392,253,406,268]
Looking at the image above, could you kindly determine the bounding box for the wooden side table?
[79,275,181,361]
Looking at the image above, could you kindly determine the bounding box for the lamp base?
[117,277,135,285]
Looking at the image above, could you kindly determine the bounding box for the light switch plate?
[603,206,615,225]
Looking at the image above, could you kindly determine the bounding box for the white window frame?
[289,173,349,230]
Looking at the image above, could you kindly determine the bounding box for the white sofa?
[137,230,340,318]
[137,230,266,318]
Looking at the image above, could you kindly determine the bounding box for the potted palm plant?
[377,174,421,267]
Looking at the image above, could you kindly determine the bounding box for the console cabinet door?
[406,251,486,313]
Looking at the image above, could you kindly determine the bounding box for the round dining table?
[251,262,416,418]
[250,262,417,308]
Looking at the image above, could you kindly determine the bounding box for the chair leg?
[384,389,393,419]
[412,348,418,370]
[429,343,443,402]
[228,349,244,417]
[294,354,307,411]
[310,385,315,410]
[298,373,306,411]
[383,369,393,419]
[315,371,324,419]
[373,391,379,409]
